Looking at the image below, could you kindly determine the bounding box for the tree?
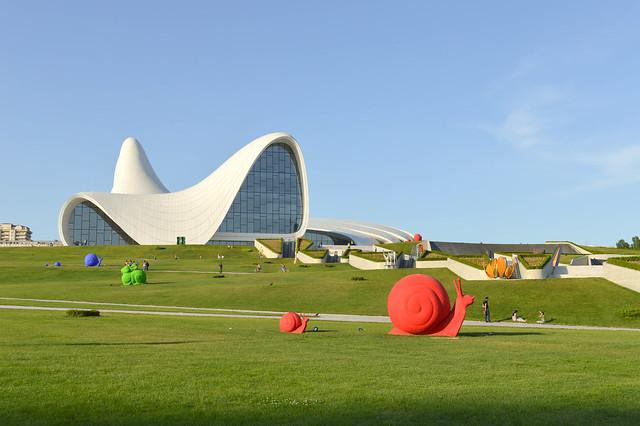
[633,236,640,250]
[617,239,630,249]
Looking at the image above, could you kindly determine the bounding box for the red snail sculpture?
[388,274,474,336]
[279,312,309,334]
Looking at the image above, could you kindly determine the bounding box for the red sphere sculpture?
[413,233,422,242]
[279,312,308,334]
[388,275,474,337]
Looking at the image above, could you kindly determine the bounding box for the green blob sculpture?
[120,264,146,285]
[132,269,147,284]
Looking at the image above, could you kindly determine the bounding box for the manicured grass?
[301,249,328,259]
[579,244,640,255]
[452,255,489,270]
[256,239,282,254]
[559,254,585,264]
[518,254,552,269]
[1,310,639,425]
[419,251,448,261]
[297,238,313,251]
[607,256,640,272]
[377,241,418,255]
[349,251,387,262]
[2,246,640,327]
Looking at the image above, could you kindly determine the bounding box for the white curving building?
[58,133,413,249]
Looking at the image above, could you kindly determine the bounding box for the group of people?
[481,297,545,324]
[253,263,288,272]
[123,259,150,271]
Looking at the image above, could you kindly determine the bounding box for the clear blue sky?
[1,1,639,245]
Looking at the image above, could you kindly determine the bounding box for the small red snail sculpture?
[279,312,309,334]
[388,274,474,337]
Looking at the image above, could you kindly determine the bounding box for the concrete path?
[1,297,639,332]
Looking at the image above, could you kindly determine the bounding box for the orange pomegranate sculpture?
[388,275,474,336]
[485,257,515,279]
[279,312,309,334]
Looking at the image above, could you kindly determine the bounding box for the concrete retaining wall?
[349,254,390,270]
[415,260,449,269]
[415,258,488,280]
[603,263,640,293]
[254,240,281,259]
[296,251,325,264]
[551,265,604,278]
[445,258,489,280]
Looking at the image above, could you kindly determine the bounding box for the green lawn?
[1,246,640,328]
[579,244,640,255]
[2,246,640,424]
[559,254,585,264]
[1,310,639,425]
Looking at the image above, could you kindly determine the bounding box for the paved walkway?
[1,297,639,332]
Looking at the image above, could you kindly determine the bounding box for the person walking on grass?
[482,297,491,322]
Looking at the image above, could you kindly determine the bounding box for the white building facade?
[58,133,412,248]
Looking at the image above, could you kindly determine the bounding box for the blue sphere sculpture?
[54,261,62,267]
[84,253,100,267]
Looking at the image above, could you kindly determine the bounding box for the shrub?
[620,308,640,319]
[66,309,100,318]
[298,264,309,268]
[213,274,225,278]
[324,264,335,268]
[351,276,367,281]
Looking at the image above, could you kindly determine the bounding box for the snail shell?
[387,274,451,334]
[280,312,304,333]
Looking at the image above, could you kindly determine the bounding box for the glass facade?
[304,230,353,248]
[207,240,254,246]
[67,201,135,246]
[217,143,303,235]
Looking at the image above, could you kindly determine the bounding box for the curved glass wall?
[67,201,135,245]
[216,143,303,235]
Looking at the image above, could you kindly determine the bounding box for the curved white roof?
[59,132,310,245]
[307,218,413,245]
[111,137,169,194]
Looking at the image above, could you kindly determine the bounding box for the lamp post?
[217,254,224,274]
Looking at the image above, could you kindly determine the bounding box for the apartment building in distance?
[0,223,32,241]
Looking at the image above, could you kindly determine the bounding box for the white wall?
[296,251,324,264]
[603,263,640,293]
[348,254,389,270]
[254,240,281,259]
